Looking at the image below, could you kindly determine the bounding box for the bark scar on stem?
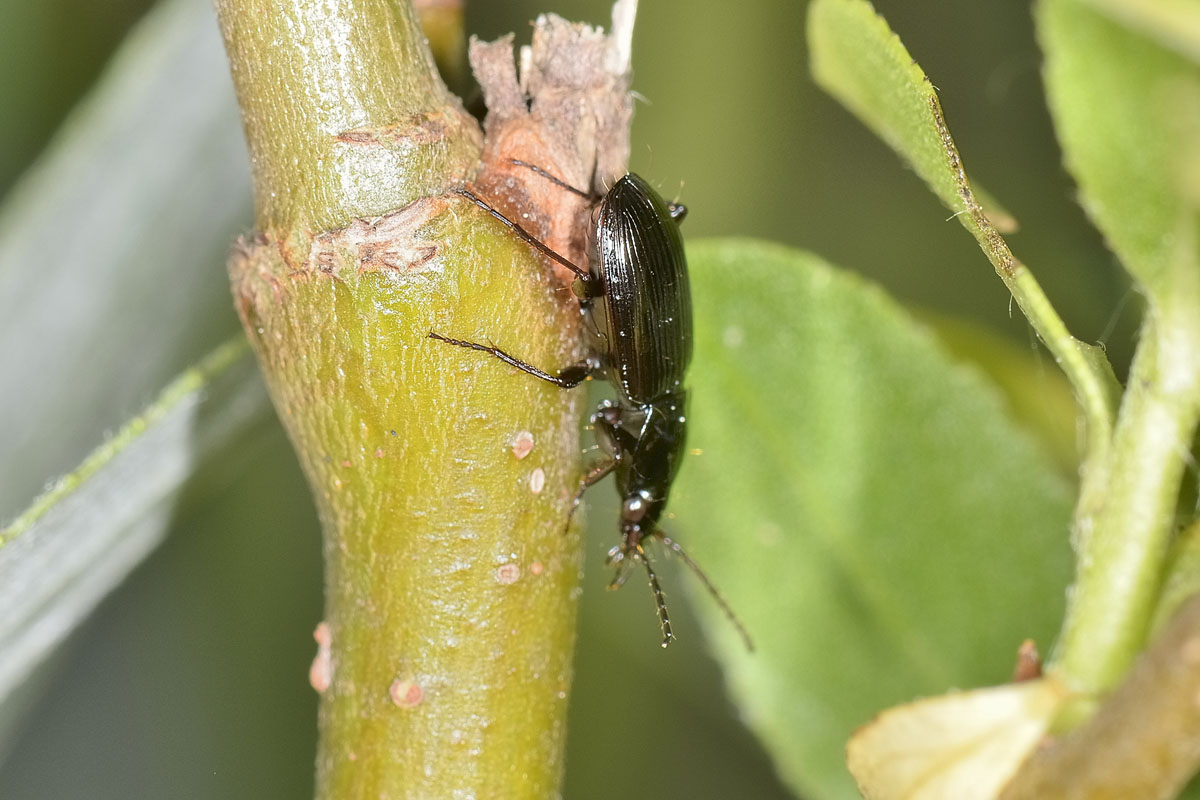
[336,109,479,147]
[229,196,450,308]
[465,0,636,287]
[230,1,638,309]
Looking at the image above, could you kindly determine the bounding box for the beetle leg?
[605,545,629,580]
[562,402,635,533]
[605,546,637,592]
[428,332,598,389]
[563,459,616,534]
[453,188,596,293]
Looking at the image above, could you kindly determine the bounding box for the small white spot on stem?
[496,562,521,584]
[309,622,332,693]
[511,430,535,459]
[390,677,423,708]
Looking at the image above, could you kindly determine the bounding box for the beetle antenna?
[636,545,675,648]
[658,535,754,652]
[452,187,592,283]
[510,159,593,199]
[605,545,674,647]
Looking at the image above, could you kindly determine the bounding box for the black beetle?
[431,162,750,649]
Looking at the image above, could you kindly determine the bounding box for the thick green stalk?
[217,1,635,796]
[228,206,585,798]
[215,0,480,252]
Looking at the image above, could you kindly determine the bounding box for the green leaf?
[806,0,1016,241]
[808,0,962,220]
[0,0,257,747]
[1081,0,1200,65]
[674,239,1074,800]
[0,0,252,522]
[920,312,1078,475]
[0,338,268,714]
[808,0,1118,482]
[0,0,150,191]
[1037,0,1200,302]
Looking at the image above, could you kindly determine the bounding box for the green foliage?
[810,0,1119,469]
[679,239,1073,798]
[808,0,963,214]
[1039,0,1200,302]
[0,0,258,760]
[4,0,1200,797]
[1080,0,1200,62]
[0,337,267,730]
[1036,0,1200,698]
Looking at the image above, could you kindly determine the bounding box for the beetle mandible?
[430,161,751,650]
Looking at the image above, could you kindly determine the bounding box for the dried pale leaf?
[848,679,1067,800]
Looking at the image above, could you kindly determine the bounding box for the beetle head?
[620,488,666,547]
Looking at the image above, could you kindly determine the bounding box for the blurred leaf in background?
[0,0,1137,797]
[0,0,151,194]
[679,239,1073,799]
[0,0,319,794]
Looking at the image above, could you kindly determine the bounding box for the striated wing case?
[594,174,692,404]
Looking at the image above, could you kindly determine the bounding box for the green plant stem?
[1150,518,1200,635]
[1003,268,1118,466]
[216,1,596,796]
[1036,0,1200,708]
[215,0,480,249]
[229,214,586,798]
[1053,295,1200,695]
[925,96,1121,465]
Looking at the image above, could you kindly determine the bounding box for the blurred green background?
[0,0,1129,797]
